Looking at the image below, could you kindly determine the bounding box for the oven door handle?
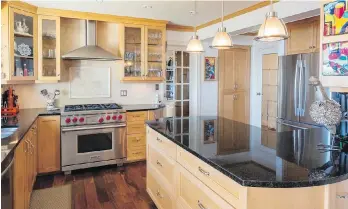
[61,124,126,132]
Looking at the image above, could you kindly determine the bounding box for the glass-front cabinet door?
[38,15,60,81]
[145,26,165,81]
[123,25,144,81]
[9,8,37,80]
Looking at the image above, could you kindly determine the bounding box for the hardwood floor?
[33,162,157,209]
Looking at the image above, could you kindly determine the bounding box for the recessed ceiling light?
[96,0,103,2]
[142,5,152,9]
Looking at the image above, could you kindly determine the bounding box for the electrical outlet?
[120,90,127,96]
[155,84,159,90]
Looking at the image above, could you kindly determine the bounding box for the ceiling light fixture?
[186,0,204,53]
[255,0,289,42]
[142,5,152,9]
[211,0,233,49]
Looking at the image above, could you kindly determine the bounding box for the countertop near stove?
[123,104,165,112]
[146,116,348,188]
[1,108,61,165]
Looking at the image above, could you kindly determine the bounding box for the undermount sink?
[1,127,18,139]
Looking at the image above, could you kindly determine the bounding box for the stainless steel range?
[61,103,126,174]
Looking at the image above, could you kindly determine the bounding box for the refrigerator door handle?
[298,58,304,116]
[294,59,300,116]
[300,59,307,116]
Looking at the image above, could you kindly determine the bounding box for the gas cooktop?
[64,103,122,112]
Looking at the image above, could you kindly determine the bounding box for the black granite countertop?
[122,104,165,112]
[146,116,348,188]
[1,108,61,167]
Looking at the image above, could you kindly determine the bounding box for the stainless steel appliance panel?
[299,53,324,125]
[61,124,126,167]
[278,54,300,122]
[1,153,14,209]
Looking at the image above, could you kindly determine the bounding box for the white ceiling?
[25,0,259,26]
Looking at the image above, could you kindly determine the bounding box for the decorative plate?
[17,43,31,56]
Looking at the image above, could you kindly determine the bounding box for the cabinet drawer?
[127,123,146,135]
[127,147,146,161]
[177,164,235,209]
[148,144,175,187]
[147,126,176,160]
[177,146,245,208]
[127,134,146,148]
[147,165,174,209]
[126,111,148,122]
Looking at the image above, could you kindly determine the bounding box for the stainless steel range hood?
[62,20,122,61]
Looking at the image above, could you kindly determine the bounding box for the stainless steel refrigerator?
[277,52,328,131]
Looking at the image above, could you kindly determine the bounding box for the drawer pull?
[136,137,141,141]
[198,166,210,176]
[156,189,164,198]
[156,137,162,142]
[337,193,348,199]
[133,152,143,155]
[156,160,162,167]
[198,200,208,209]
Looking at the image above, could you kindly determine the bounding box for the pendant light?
[212,0,233,49]
[255,0,289,42]
[186,0,204,53]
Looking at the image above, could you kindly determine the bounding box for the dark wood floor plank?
[33,162,156,209]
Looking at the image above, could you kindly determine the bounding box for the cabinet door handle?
[233,94,238,100]
[156,160,162,167]
[156,137,162,142]
[337,193,348,199]
[309,46,312,49]
[198,166,210,176]
[233,83,238,90]
[198,200,208,209]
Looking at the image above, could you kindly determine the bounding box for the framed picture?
[203,120,216,144]
[323,0,348,36]
[204,57,216,81]
[322,41,348,76]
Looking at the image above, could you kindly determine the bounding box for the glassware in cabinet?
[145,27,165,80]
[124,25,144,79]
[9,8,37,80]
[38,15,60,81]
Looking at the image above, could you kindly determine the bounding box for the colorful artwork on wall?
[322,41,348,76]
[204,57,216,81]
[323,0,348,36]
[203,120,216,144]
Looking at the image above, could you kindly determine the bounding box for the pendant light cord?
[221,0,224,28]
[270,0,274,12]
[194,0,197,35]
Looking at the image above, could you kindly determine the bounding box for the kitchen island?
[146,116,348,209]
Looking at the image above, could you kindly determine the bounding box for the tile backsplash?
[3,60,163,109]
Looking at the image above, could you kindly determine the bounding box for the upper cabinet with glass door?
[8,8,37,81]
[123,25,144,81]
[38,15,60,82]
[145,26,166,81]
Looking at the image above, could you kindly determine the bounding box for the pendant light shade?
[212,0,233,49]
[212,27,233,49]
[186,0,204,53]
[187,35,204,52]
[255,5,289,41]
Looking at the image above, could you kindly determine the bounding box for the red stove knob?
[118,115,123,120]
[106,115,111,120]
[65,118,71,124]
[79,117,85,123]
[98,117,104,123]
[72,117,78,123]
[112,115,117,120]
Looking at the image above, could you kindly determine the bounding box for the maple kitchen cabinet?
[14,120,37,209]
[121,24,166,82]
[286,16,320,55]
[37,116,61,174]
[37,15,60,82]
[1,3,38,84]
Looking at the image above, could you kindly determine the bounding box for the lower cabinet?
[37,116,60,174]
[14,120,37,209]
